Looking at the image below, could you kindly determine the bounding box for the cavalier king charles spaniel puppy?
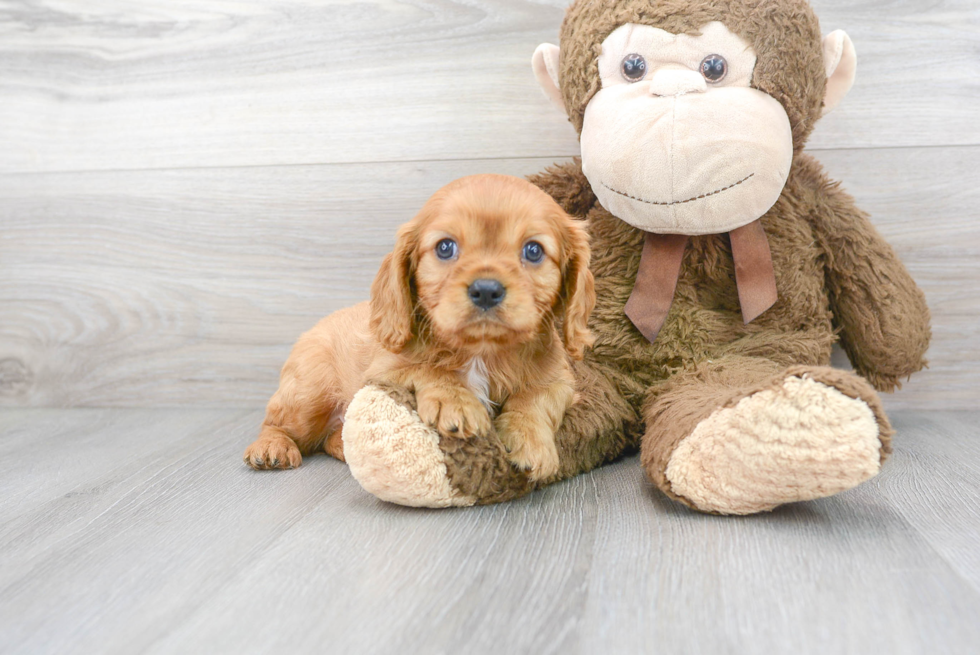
[244,174,595,481]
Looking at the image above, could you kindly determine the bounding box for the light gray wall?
[1,0,977,409]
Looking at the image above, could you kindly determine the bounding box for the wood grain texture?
[0,157,548,407]
[0,0,978,174]
[0,408,978,654]
[874,412,980,592]
[2,2,976,652]
[2,148,976,409]
[573,412,980,655]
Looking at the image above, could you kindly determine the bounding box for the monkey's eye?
[620,54,647,82]
[522,241,545,263]
[435,238,458,260]
[700,55,728,83]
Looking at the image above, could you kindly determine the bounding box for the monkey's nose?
[468,279,506,310]
[648,69,707,97]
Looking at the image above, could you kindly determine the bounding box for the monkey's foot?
[664,371,886,515]
[343,385,477,508]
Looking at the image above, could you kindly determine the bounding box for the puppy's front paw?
[505,438,560,482]
[244,435,302,470]
[416,386,492,439]
[498,421,560,482]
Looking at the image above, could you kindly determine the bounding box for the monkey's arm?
[527,158,597,218]
[799,155,930,391]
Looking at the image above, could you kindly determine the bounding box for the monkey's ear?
[532,43,565,112]
[821,30,857,117]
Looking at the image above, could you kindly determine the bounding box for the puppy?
[243,174,595,481]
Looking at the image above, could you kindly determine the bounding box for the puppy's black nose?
[468,279,506,310]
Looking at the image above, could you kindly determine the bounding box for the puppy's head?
[370,174,595,359]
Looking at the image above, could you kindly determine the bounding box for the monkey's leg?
[641,356,893,515]
[343,359,639,507]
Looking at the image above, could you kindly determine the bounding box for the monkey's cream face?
[580,21,794,235]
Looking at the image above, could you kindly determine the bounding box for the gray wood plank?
[0,156,551,408]
[1,148,975,409]
[0,408,350,655]
[148,470,601,655]
[0,408,252,524]
[873,411,980,593]
[0,0,977,174]
[3,409,978,655]
[573,458,980,655]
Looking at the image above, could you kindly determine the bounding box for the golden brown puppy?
[243,174,595,481]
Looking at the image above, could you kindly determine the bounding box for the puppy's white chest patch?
[463,357,496,413]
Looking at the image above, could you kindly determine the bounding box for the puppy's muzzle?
[468,279,506,310]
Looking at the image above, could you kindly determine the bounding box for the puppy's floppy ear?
[370,221,419,352]
[556,215,595,360]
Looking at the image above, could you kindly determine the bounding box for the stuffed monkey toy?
[340,0,931,514]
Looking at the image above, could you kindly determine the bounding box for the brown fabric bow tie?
[624,219,778,343]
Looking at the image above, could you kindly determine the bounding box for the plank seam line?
[0,143,977,177]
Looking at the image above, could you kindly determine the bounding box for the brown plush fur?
[557,0,828,150]
[428,0,930,508]
[244,174,595,481]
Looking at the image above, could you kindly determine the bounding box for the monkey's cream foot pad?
[665,375,883,515]
[343,385,476,508]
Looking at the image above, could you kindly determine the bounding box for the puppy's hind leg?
[245,388,341,470]
[244,346,345,470]
[324,417,349,463]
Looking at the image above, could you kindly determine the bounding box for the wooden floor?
[2,1,979,653]
[1,408,978,654]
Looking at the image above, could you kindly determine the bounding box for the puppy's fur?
[244,174,595,481]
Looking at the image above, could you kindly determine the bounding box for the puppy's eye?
[435,238,458,260]
[522,241,545,263]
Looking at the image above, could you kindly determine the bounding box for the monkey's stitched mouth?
[601,173,754,206]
